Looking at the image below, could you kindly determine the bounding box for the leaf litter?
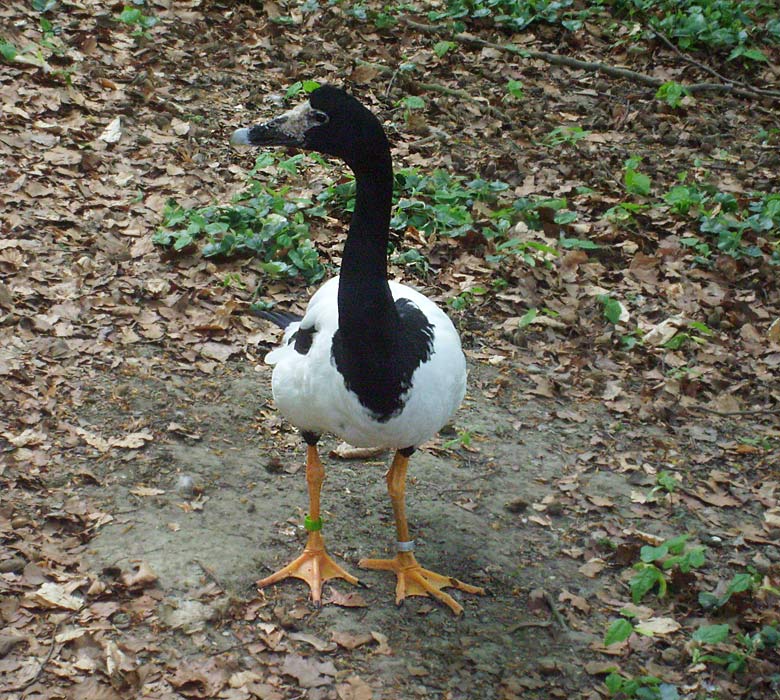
[1,0,779,698]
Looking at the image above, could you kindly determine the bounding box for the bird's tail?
[251,307,303,329]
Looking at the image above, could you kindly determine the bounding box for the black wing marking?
[291,325,316,355]
[331,297,434,422]
[254,309,303,329]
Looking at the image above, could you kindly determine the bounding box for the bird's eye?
[312,110,329,125]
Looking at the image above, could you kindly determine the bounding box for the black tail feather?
[252,308,303,329]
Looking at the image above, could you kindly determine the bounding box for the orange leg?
[359,451,485,615]
[258,444,359,605]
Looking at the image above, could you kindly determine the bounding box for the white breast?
[265,277,466,449]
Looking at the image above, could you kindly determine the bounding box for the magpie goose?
[231,85,484,614]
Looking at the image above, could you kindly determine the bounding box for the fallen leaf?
[336,675,373,700]
[121,561,158,590]
[578,558,606,579]
[26,582,84,611]
[99,116,122,143]
[370,631,392,655]
[324,589,368,608]
[332,631,374,650]
[281,653,337,688]
[112,430,154,449]
[634,617,681,636]
[289,632,336,652]
[129,486,166,497]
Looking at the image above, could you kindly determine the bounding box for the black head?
[230,85,390,172]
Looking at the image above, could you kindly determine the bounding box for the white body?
[266,277,466,448]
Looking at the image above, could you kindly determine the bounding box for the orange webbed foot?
[359,550,485,615]
[258,530,360,606]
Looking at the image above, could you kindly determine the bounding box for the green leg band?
[304,515,323,532]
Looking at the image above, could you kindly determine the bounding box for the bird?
[230,85,485,615]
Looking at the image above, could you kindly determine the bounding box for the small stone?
[505,497,529,513]
[546,501,564,516]
[265,456,285,474]
[0,556,26,573]
[661,646,681,663]
[537,656,559,675]
[176,475,196,497]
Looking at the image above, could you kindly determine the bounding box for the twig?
[6,617,66,692]
[195,559,237,599]
[400,18,780,103]
[356,59,510,121]
[544,591,570,631]
[649,28,780,99]
[686,405,780,417]
[508,619,553,633]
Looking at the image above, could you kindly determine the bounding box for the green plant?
[504,79,525,101]
[285,79,321,99]
[629,534,706,603]
[613,0,779,60]
[690,623,779,674]
[428,0,590,32]
[655,81,690,108]
[544,125,590,148]
[624,156,652,196]
[698,570,761,610]
[153,153,327,284]
[604,671,678,699]
[597,294,626,324]
[115,5,158,37]
[449,286,488,310]
[661,320,714,350]
[442,429,475,449]
[397,94,426,121]
[647,470,679,500]
[0,38,17,62]
[433,40,456,57]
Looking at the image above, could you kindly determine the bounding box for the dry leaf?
[121,561,158,590]
[27,581,84,611]
[324,589,368,608]
[578,558,606,579]
[332,631,374,650]
[112,430,154,449]
[281,653,337,688]
[337,675,373,700]
[634,617,681,636]
[289,632,336,652]
[99,116,122,143]
[129,486,165,497]
[370,631,392,655]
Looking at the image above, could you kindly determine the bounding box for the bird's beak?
[230,117,303,148]
[230,101,323,148]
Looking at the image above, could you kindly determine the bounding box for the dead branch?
[650,28,780,99]
[6,618,66,693]
[400,18,780,103]
[356,59,510,121]
[687,405,780,417]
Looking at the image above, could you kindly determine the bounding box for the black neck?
[337,154,397,340]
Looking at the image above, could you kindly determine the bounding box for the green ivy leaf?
[693,624,730,645]
[726,572,754,594]
[560,237,600,250]
[640,544,668,563]
[0,39,17,62]
[599,296,624,325]
[604,618,633,646]
[433,40,455,58]
[400,95,425,110]
[505,79,524,99]
[517,308,537,329]
[625,168,651,196]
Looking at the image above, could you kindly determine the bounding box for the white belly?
[266,278,466,449]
